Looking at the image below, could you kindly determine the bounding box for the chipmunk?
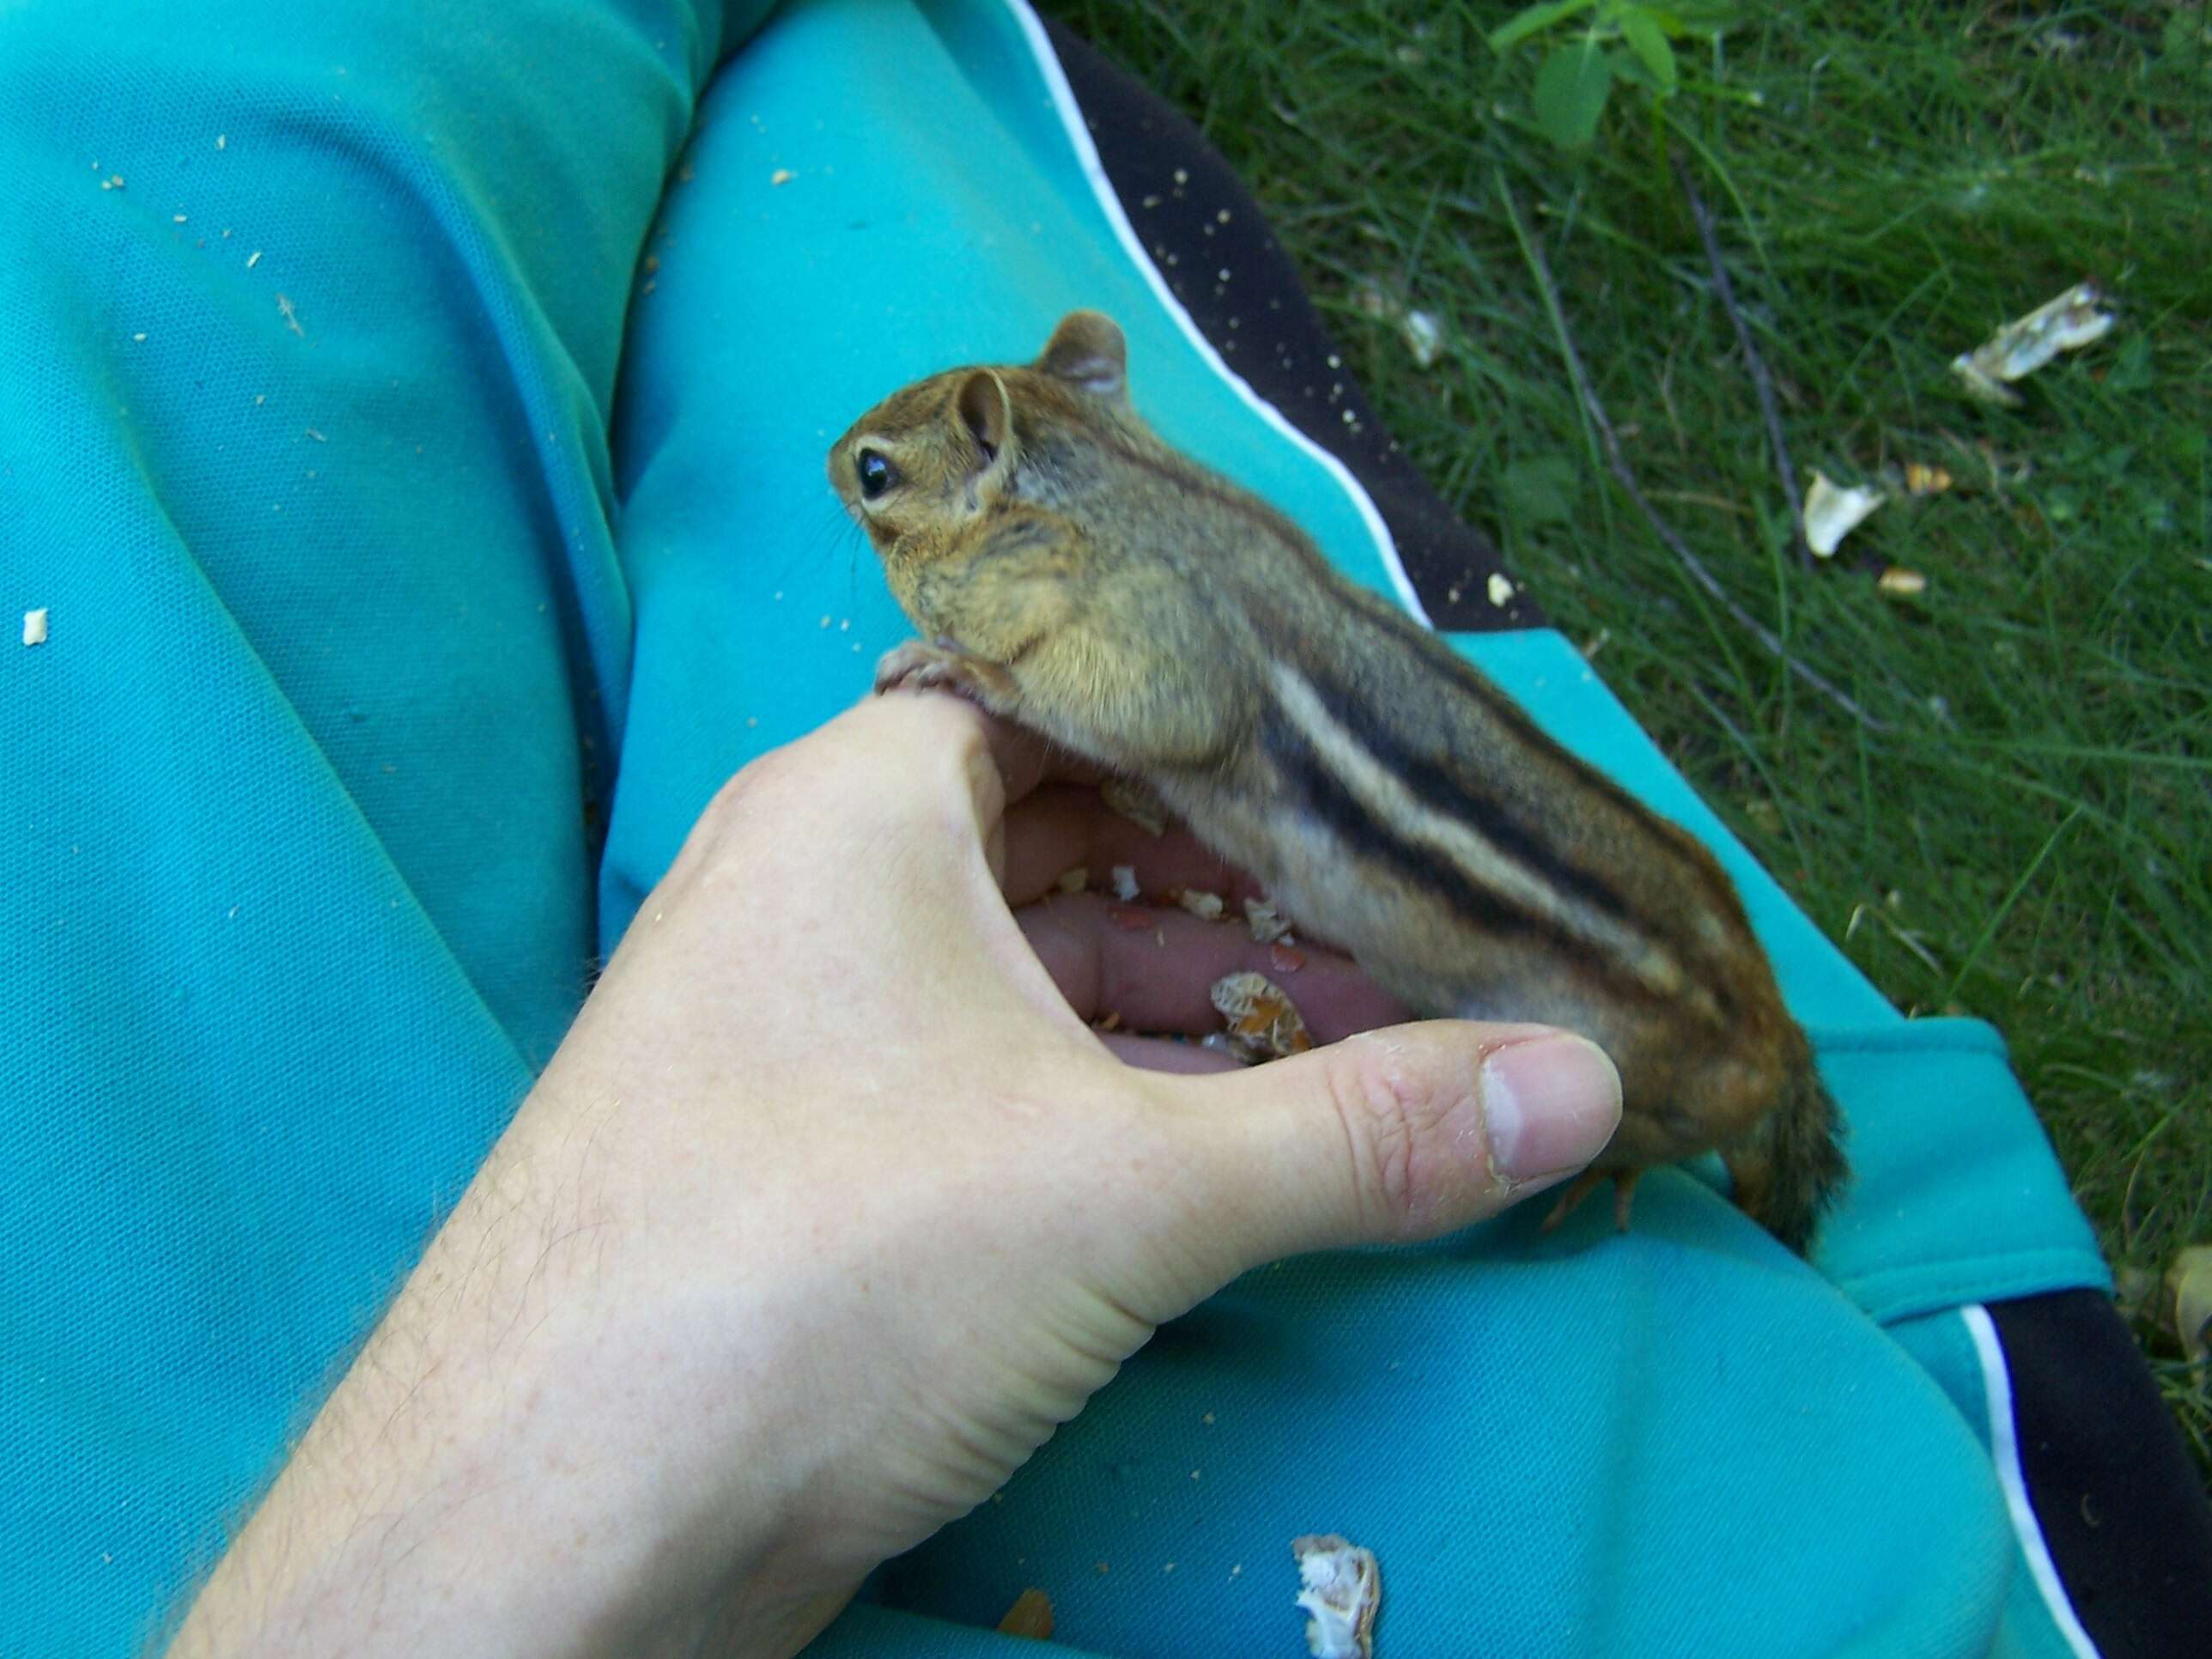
[826,311,1847,1252]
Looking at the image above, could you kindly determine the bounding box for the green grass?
[1046,0,2212,1468]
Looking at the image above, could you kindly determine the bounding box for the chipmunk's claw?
[873,640,964,695]
[1540,1168,1641,1236]
[872,640,1017,706]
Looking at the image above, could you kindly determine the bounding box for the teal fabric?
[0,0,778,1646]
[0,0,2107,1654]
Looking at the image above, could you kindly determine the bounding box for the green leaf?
[1487,0,1597,55]
[1533,43,1613,147]
[2160,9,2209,58]
[1659,0,1737,25]
[1620,8,1678,89]
[1608,44,1657,92]
[1645,0,1735,37]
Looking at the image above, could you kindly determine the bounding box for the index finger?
[848,688,1107,893]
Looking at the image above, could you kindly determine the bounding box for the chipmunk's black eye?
[856,449,898,501]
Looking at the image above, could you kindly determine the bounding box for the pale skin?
[168,691,1622,1658]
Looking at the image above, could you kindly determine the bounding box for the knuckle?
[1320,1036,1436,1236]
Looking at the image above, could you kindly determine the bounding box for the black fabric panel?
[1038,16,1534,634]
[1988,1290,2212,1659]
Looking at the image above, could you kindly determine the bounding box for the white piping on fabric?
[1961,1304,2102,1659]
[1000,0,1433,628]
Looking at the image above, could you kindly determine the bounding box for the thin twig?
[1495,178,1886,732]
[1679,163,1808,568]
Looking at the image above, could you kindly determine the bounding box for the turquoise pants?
[0,1,2109,1652]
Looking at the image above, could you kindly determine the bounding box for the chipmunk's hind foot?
[1540,1168,1641,1236]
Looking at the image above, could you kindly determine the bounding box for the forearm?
[167,1066,817,1658]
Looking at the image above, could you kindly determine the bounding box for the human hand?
[173,693,1620,1658]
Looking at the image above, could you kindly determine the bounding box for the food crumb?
[216,134,227,149]
[1949,281,2114,405]
[246,250,263,268]
[1110,865,1139,902]
[1176,887,1225,921]
[1804,471,1886,558]
[305,428,325,442]
[1293,1535,1380,1659]
[1243,896,1293,943]
[1055,866,1088,895]
[994,1589,1054,1639]
[1487,573,1515,607]
[770,167,795,186]
[21,609,49,647]
[1210,972,1314,1062]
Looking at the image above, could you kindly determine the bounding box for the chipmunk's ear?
[956,370,1017,474]
[1035,310,1127,401]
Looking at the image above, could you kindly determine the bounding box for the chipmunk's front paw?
[873,641,1015,705]
[873,640,970,696]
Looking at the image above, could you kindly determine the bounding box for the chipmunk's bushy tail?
[1723,1048,1849,1255]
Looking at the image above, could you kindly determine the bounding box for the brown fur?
[828,312,1848,1251]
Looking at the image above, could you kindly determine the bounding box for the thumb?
[1162,1022,1622,1277]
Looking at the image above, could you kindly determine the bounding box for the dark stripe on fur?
[1261,703,1699,1009]
[1309,597,1760,986]
[1302,662,1639,928]
[1262,708,1541,943]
